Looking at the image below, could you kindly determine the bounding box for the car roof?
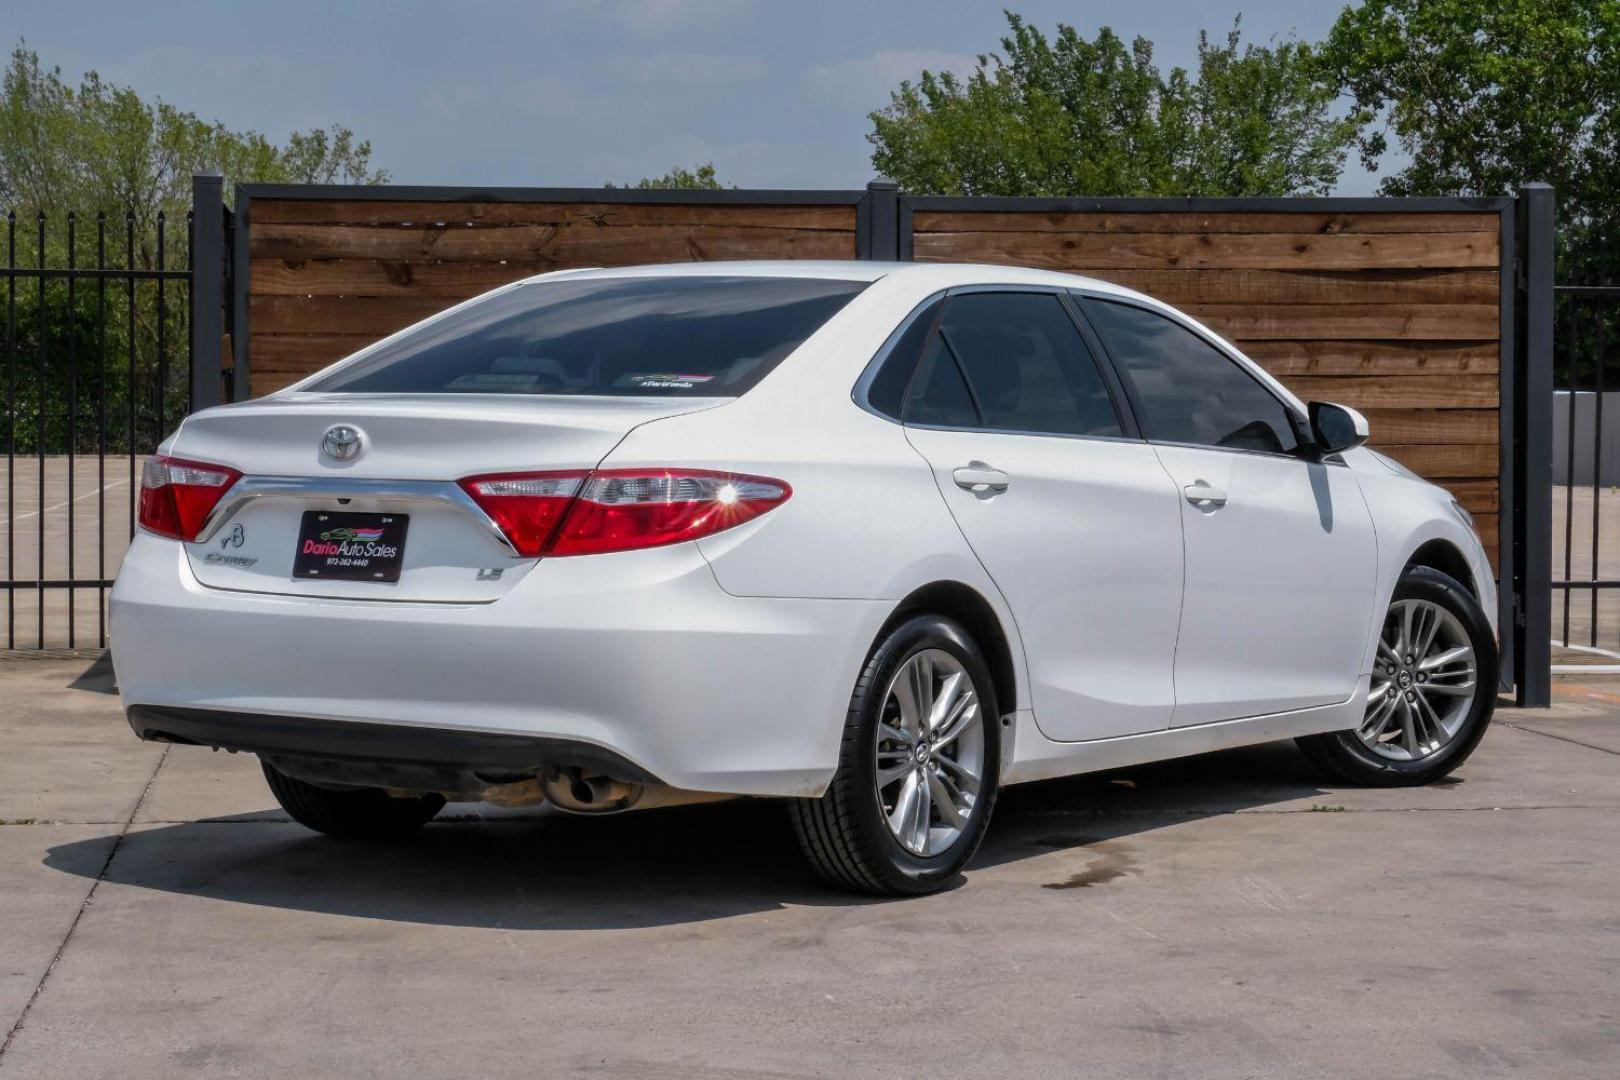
[518,260,1149,302]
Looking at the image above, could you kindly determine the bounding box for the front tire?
[262,760,445,840]
[1297,565,1497,787]
[790,615,1002,895]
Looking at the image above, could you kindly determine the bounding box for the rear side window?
[863,297,942,420]
[936,293,1122,438]
[898,292,1121,437]
[1083,298,1300,455]
[308,276,868,396]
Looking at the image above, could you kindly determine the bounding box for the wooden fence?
[223,184,1513,572]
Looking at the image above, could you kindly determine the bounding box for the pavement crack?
[0,745,169,1067]
[1504,721,1620,757]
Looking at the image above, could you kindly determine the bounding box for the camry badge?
[321,424,363,461]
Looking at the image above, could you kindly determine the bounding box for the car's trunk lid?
[171,393,722,602]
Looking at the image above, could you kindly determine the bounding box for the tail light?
[459,468,790,558]
[138,455,242,541]
[457,472,585,557]
[550,470,791,556]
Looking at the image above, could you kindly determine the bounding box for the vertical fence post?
[1516,183,1555,706]
[231,186,251,400]
[863,180,899,261]
[897,194,913,260]
[189,173,224,414]
[1497,203,1518,692]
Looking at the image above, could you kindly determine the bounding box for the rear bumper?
[127,703,658,787]
[110,534,889,797]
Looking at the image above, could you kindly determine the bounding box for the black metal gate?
[1551,283,1620,659]
[1,197,206,651]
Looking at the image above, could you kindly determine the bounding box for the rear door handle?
[953,464,1010,494]
[1183,481,1228,508]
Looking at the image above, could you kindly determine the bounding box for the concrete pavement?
[0,657,1616,1078]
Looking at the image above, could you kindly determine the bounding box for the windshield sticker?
[619,373,716,390]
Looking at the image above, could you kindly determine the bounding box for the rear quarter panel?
[601,280,1012,608]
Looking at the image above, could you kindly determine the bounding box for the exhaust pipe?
[535,768,736,815]
[541,768,642,813]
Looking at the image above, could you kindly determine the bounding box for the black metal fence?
[1,206,194,649]
[1552,284,1620,657]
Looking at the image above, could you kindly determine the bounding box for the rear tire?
[1297,565,1497,787]
[262,760,444,839]
[790,614,1001,896]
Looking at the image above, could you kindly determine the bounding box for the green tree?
[1321,0,1620,280]
[609,163,727,190]
[0,42,389,452]
[0,42,388,256]
[868,13,1357,197]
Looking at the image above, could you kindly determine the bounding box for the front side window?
[900,292,1122,438]
[308,276,868,396]
[1082,298,1299,455]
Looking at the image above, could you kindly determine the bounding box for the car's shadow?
[43,740,1349,930]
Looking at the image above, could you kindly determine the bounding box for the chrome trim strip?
[195,476,520,555]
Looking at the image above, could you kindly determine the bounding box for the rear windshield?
[306,275,869,396]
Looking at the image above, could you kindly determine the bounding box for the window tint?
[903,334,978,427]
[936,293,1121,437]
[309,276,868,396]
[864,297,942,420]
[1083,299,1299,454]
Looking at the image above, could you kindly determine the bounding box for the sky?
[2,0,1386,193]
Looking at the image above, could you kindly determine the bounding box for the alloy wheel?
[874,648,986,856]
[1359,599,1479,761]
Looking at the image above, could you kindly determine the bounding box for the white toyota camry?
[111,261,1497,895]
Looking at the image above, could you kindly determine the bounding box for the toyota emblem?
[321,425,363,461]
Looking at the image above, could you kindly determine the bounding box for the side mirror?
[1308,401,1370,454]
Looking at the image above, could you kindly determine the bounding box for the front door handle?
[1183,481,1228,509]
[953,463,1010,494]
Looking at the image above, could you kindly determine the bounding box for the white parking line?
[1552,639,1620,661]
[2,478,131,526]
